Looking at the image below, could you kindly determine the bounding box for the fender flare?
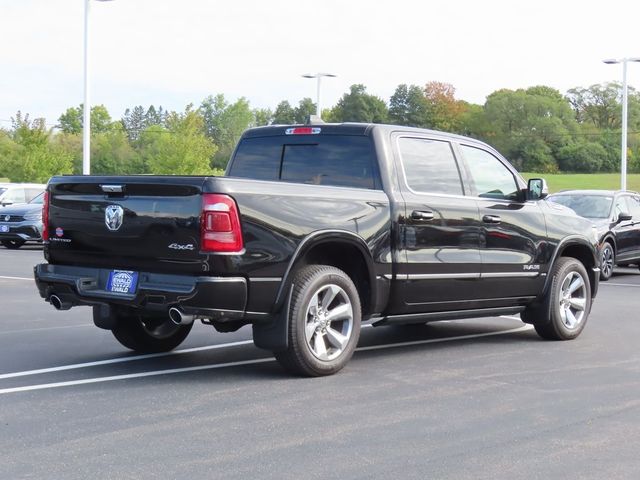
[522,235,598,326]
[253,229,377,351]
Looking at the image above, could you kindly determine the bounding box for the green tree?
[138,106,216,175]
[389,84,430,127]
[272,100,296,124]
[294,98,317,124]
[567,83,621,129]
[122,105,147,141]
[556,142,608,172]
[91,124,143,175]
[252,108,273,126]
[0,130,20,179]
[329,84,388,123]
[7,112,73,182]
[57,104,114,134]
[200,94,253,169]
[481,86,578,171]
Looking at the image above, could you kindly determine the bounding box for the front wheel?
[1,239,25,249]
[532,257,591,340]
[275,265,361,377]
[600,242,614,281]
[111,311,193,353]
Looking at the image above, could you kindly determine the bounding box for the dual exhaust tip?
[49,294,196,326]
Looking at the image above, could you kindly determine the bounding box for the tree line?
[1,81,640,182]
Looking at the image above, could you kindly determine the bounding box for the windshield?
[0,187,7,196]
[549,194,613,219]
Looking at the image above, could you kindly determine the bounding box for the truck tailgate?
[46,176,208,275]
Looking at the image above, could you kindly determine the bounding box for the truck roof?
[241,122,490,147]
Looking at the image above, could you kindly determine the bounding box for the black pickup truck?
[34,123,600,376]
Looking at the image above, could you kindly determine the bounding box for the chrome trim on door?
[480,272,540,279]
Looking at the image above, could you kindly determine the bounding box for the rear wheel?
[275,265,361,377]
[111,311,193,353]
[532,257,591,340]
[1,239,25,249]
[600,242,614,281]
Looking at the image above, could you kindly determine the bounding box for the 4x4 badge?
[105,205,124,231]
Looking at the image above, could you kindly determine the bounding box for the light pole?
[83,0,114,175]
[603,57,640,191]
[302,73,336,119]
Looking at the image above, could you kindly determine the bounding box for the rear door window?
[229,135,379,189]
[397,137,464,195]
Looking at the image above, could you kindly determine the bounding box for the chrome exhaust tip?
[169,307,196,326]
[50,294,72,311]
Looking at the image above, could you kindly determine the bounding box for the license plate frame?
[106,270,139,294]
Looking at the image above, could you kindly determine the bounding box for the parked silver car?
[0,192,45,249]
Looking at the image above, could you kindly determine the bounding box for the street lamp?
[83,0,114,175]
[603,57,640,191]
[302,73,336,119]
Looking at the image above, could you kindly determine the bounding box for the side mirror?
[527,178,548,200]
[617,212,632,223]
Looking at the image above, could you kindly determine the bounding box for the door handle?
[411,210,434,221]
[483,214,501,224]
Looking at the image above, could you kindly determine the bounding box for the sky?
[1,0,640,129]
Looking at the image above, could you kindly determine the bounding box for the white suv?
[0,183,46,206]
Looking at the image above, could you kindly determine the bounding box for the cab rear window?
[228,135,379,189]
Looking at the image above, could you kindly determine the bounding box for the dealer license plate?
[106,270,139,294]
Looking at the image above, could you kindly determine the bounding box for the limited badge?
[105,205,124,231]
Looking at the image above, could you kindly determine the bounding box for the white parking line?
[0,324,532,395]
[0,340,254,380]
[602,283,640,287]
[0,275,32,281]
[0,324,95,336]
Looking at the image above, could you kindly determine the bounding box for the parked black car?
[0,192,44,249]
[548,190,640,280]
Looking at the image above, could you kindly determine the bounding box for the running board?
[372,306,526,326]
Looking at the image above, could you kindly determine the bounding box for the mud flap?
[251,287,293,351]
[92,304,119,330]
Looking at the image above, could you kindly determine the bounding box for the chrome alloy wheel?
[304,284,354,361]
[558,271,588,330]
[601,244,614,279]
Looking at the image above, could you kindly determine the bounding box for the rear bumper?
[34,263,247,321]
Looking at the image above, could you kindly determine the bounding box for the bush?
[557,142,607,173]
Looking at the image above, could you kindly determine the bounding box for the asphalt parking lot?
[1,246,639,479]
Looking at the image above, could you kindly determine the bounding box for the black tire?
[530,257,591,340]
[600,242,614,281]
[1,239,25,249]
[275,265,361,377]
[111,311,193,353]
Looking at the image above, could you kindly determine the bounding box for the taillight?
[201,194,244,253]
[42,191,49,243]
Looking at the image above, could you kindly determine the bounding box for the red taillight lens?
[42,191,49,242]
[201,194,243,253]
